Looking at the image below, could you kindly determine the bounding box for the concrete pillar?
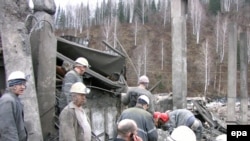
[29,0,57,139]
[239,32,248,124]
[29,0,57,138]
[91,108,105,141]
[30,12,57,138]
[171,0,188,109]
[226,22,237,123]
[0,0,43,140]
[105,107,118,139]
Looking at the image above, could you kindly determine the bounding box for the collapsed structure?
[3,0,246,140]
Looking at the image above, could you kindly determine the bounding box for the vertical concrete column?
[91,108,105,141]
[30,0,57,138]
[239,32,248,124]
[0,0,43,140]
[171,0,188,109]
[30,12,57,138]
[226,22,237,123]
[105,107,118,139]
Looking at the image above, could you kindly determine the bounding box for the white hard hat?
[75,57,89,67]
[215,134,226,141]
[70,82,90,94]
[138,95,149,105]
[138,75,149,84]
[169,126,196,141]
[7,71,26,81]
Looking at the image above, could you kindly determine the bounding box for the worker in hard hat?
[59,82,91,141]
[153,111,169,129]
[122,75,155,114]
[0,71,28,141]
[58,57,90,112]
[165,109,203,140]
[167,126,196,141]
[117,95,158,141]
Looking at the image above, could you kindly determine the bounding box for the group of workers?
[117,77,203,141]
[0,57,91,141]
[0,56,226,141]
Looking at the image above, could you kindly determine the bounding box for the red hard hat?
[159,113,169,123]
[153,112,161,119]
[153,112,169,123]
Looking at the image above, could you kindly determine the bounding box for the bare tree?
[218,63,223,95]
[203,39,210,97]
[159,0,169,27]
[190,0,202,44]
[85,2,91,39]
[220,16,228,63]
[136,54,143,77]
[216,13,220,54]
[133,45,144,77]
[222,0,232,12]
[102,18,113,50]
[161,39,164,70]
[216,16,228,96]
[113,16,118,49]
[128,0,135,23]
[235,0,239,11]
[247,29,250,63]
[142,0,145,25]
[133,17,140,46]
[143,38,148,74]
[135,0,146,25]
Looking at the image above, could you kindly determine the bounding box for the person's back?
[122,75,155,114]
[168,109,203,140]
[168,109,194,127]
[127,87,155,112]
[118,95,158,141]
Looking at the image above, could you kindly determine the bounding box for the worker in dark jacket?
[122,75,155,114]
[58,57,90,112]
[118,95,158,141]
[0,71,28,141]
[154,109,203,140]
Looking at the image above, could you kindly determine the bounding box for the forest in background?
[54,0,250,98]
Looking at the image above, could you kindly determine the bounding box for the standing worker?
[0,71,28,141]
[59,82,91,141]
[58,57,90,112]
[118,95,158,141]
[122,75,155,114]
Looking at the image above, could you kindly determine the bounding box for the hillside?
[55,1,250,98]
